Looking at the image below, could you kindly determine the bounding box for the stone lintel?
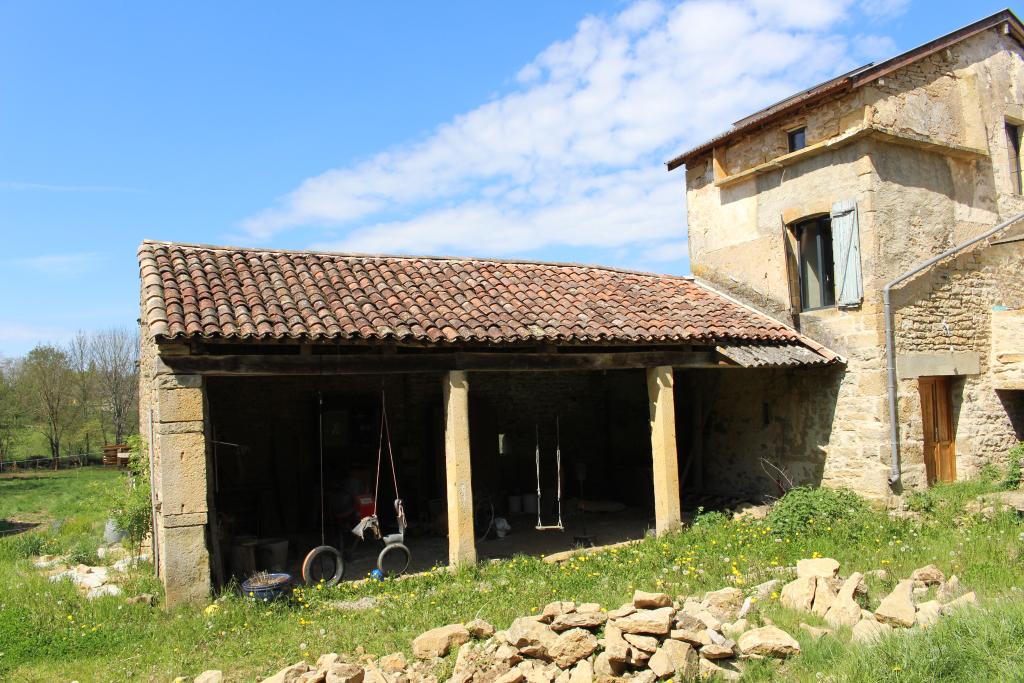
[162,511,209,528]
[896,351,981,379]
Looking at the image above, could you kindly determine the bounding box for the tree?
[68,331,102,452]
[90,327,139,444]
[0,357,24,460]
[18,345,79,464]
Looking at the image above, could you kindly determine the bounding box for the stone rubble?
[236,558,981,683]
[34,542,150,601]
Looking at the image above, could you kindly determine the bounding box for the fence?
[0,453,103,473]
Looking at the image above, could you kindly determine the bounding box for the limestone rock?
[495,669,525,683]
[577,602,601,613]
[780,576,816,612]
[799,623,832,639]
[549,628,598,669]
[568,659,593,683]
[316,654,342,672]
[722,618,748,639]
[262,662,311,683]
[699,643,734,660]
[379,653,407,673]
[593,652,626,679]
[669,628,712,647]
[413,624,471,659]
[297,671,326,683]
[796,558,841,579]
[940,591,978,614]
[938,575,963,602]
[631,671,657,683]
[467,618,496,639]
[611,607,673,635]
[659,643,700,679]
[623,633,659,653]
[607,603,636,619]
[195,671,224,683]
[737,626,800,658]
[911,565,945,586]
[633,590,672,609]
[542,601,577,621]
[550,612,606,632]
[702,587,743,618]
[698,657,743,681]
[850,618,892,644]
[824,572,864,628]
[915,600,942,627]
[693,610,722,631]
[674,612,704,631]
[811,577,837,617]
[875,580,916,628]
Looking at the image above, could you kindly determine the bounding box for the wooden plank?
[158,350,721,376]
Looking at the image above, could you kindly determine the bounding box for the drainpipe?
[884,209,1024,487]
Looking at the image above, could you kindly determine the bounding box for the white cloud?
[11,252,103,276]
[243,0,899,269]
[859,0,910,20]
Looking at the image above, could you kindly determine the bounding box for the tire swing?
[302,391,345,586]
[352,390,411,577]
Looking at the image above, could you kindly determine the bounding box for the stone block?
[161,524,210,607]
[157,431,208,515]
[159,387,204,423]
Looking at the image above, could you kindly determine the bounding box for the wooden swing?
[534,417,564,531]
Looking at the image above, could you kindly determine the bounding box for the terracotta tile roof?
[138,241,837,361]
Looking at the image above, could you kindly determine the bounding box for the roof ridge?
[139,239,696,281]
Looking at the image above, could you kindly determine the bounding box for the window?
[1007,122,1022,194]
[795,216,835,310]
[788,127,807,153]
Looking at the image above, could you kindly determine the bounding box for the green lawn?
[2,469,1024,682]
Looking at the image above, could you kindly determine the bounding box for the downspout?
[884,209,1024,487]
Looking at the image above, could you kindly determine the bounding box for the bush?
[109,435,152,553]
[1002,442,1024,490]
[765,485,871,539]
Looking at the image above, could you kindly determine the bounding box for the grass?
[2,470,1024,682]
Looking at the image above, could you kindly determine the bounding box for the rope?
[318,390,325,546]
[535,424,542,529]
[373,389,402,518]
[535,418,564,530]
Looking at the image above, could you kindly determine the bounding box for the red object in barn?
[356,494,375,518]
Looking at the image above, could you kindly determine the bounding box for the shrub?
[109,435,152,553]
[1002,442,1024,490]
[765,485,871,539]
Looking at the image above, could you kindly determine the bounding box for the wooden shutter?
[830,199,863,306]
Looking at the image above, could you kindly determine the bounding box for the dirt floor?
[339,507,654,579]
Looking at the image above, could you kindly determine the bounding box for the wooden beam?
[647,366,682,536]
[157,351,720,376]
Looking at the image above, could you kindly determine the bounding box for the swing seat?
[534,524,564,531]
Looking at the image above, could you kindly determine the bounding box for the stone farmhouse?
[667,8,1024,498]
[138,10,1024,605]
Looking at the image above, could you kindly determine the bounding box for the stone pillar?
[443,370,476,566]
[153,372,211,606]
[647,366,682,535]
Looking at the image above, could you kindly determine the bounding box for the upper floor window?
[788,127,807,153]
[795,216,835,310]
[1007,122,1022,194]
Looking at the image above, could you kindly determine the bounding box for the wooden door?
[919,377,956,485]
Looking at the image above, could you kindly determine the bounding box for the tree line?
[0,327,139,463]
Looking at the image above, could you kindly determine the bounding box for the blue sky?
[0,0,1014,356]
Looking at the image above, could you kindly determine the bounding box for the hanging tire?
[377,542,411,577]
[302,545,345,586]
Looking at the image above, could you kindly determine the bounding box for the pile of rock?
[229,558,978,683]
[777,559,976,644]
[35,544,150,601]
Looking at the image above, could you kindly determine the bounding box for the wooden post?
[443,371,476,566]
[647,366,682,535]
